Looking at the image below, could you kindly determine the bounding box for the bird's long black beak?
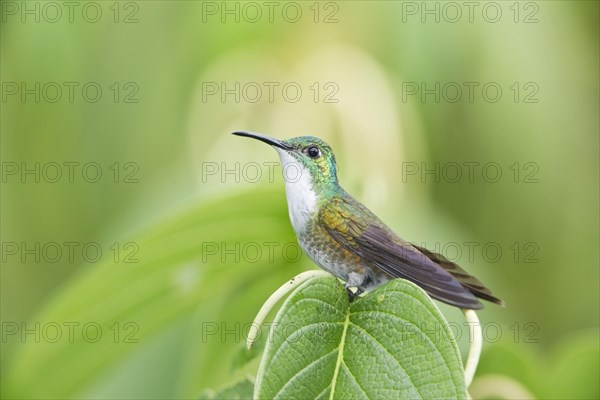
[232,131,292,150]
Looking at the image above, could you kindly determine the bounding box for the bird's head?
[232,131,339,189]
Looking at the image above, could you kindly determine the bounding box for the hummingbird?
[232,131,503,309]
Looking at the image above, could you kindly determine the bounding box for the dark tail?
[412,244,505,307]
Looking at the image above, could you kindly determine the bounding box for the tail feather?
[412,244,504,306]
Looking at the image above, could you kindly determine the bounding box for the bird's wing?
[319,196,484,309]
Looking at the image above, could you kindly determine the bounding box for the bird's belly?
[297,232,394,292]
[297,234,367,283]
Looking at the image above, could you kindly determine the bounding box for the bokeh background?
[1,1,598,398]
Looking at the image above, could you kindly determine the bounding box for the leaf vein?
[341,360,369,399]
[266,321,344,370]
[271,348,338,399]
[329,306,351,400]
[349,321,423,398]
[352,309,458,397]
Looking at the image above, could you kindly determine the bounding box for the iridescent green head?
[232,131,339,190]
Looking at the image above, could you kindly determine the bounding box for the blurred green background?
[1,1,598,399]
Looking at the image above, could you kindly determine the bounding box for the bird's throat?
[275,149,318,234]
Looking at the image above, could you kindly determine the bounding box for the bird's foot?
[345,286,364,302]
[345,272,367,302]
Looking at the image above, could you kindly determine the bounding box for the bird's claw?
[345,286,364,302]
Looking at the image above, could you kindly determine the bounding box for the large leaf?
[199,376,254,400]
[2,188,304,399]
[255,276,467,399]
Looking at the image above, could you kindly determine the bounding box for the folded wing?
[320,196,502,309]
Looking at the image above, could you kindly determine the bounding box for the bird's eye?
[306,146,320,159]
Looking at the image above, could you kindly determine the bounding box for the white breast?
[275,149,317,234]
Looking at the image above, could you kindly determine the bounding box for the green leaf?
[2,188,305,399]
[199,376,254,400]
[255,276,467,399]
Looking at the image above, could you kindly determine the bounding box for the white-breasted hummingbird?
[232,131,502,309]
